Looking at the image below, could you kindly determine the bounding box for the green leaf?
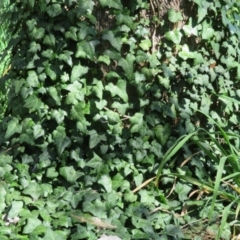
[99,0,122,10]
[98,55,110,65]
[45,64,57,80]
[158,75,170,89]
[89,130,107,149]
[24,95,44,110]
[59,51,73,67]
[23,218,42,234]
[197,5,208,23]
[52,126,71,155]
[47,3,62,17]
[27,0,35,8]
[98,175,112,193]
[51,109,67,124]
[178,44,196,60]
[201,20,214,40]
[59,166,81,183]
[8,201,23,218]
[182,18,198,36]
[5,118,22,139]
[154,124,172,145]
[76,40,98,60]
[111,102,129,115]
[43,33,56,47]
[27,70,39,88]
[96,99,108,110]
[112,173,124,190]
[116,13,134,29]
[130,113,143,133]
[46,167,59,179]
[23,182,42,200]
[118,54,135,80]
[139,39,151,51]
[92,80,104,99]
[168,9,183,23]
[42,228,66,240]
[124,191,137,203]
[75,0,95,17]
[165,29,182,44]
[105,110,120,124]
[33,124,44,139]
[105,80,128,102]
[71,64,88,82]
[175,182,192,201]
[31,27,45,40]
[48,86,61,105]
[102,31,121,51]
[165,224,184,238]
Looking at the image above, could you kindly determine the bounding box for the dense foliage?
[1,0,240,239]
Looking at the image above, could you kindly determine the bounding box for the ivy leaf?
[182,18,198,36]
[23,181,42,200]
[168,9,183,23]
[8,201,23,218]
[42,228,66,240]
[98,55,110,65]
[46,167,59,179]
[47,3,62,17]
[112,173,124,191]
[178,44,195,60]
[71,64,88,82]
[201,20,214,40]
[118,54,135,80]
[27,70,39,88]
[116,13,134,29]
[130,113,144,133]
[111,102,129,115]
[96,99,108,110]
[165,29,182,44]
[59,50,73,67]
[154,124,172,145]
[31,27,45,40]
[105,110,120,124]
[5,118,22,139]
[102,31,121,51]
[175,182,191,201]
[92,80,104,99]
[60,166,81,183]
[24,95,44,110]
[33,124,45,139]
[105,80,128,102]
[52,126,71,155]
[165,224,184,238]
[89,130,107,149]
[197,5,208,23]
[43,33,56,47]
[48,86,61,105]
[98,175,112,193]
[23,218,42,234]
[99,0,122,10]
[158,76,170,89]
[75,0,95,17]
[45,64,57,80]
[139,39,151,51]
[76,40,99,61]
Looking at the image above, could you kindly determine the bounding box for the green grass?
[0,0,12,119]
[153,108,240,239]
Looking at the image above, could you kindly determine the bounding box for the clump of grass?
[153,107,240,238]
[0,0,12,119]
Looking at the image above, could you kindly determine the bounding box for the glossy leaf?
[5,118,22,139]
[52,126,71,155]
